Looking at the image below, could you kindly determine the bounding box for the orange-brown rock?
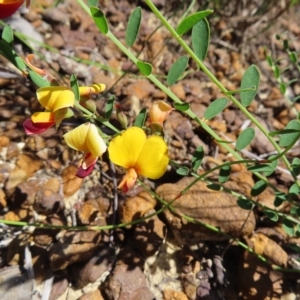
[119,192,157,227]
[156,177,256,245]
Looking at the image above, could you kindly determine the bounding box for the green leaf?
[192,18,210,61]
[176,10,213,36]
[279,82,286,94]
[237,198,253,210]
[263,155,278,177]
[28,70,50,88]
[105,95,115,120]
[282,218,295,236]
[70,74,80,101]
[235,128,255,151]
[247,164,274,173]
[191,146,204,171]
[204,98,228,120]
[137,60,152,76]
[218,165,231,183]
[2,25,14,47]
[266,55,273,67]
[134,107,147,127]
[125,7,142,47]
[290,205,300,216]
[289,183,300,196]
[174,103,190,112]
[206,183,221,191]
[263,209,278,222]
[291,157,300,176]
[279,120,300,147]
[274,65,280,78]
[90,7,108,34]
[273,191,287,207]
[240,65,260,107]
[177,167,189,176]
[0,41,26,72]
[167,56,189,86]
[289,51,298,63]
[250,180,267,197]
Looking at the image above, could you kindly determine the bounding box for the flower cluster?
[22,56,173,192]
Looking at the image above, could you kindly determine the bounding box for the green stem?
[74,102,119,133]
[75,0,289,193]
[144,0,297,183]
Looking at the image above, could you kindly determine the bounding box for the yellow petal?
[37,87,74,111]
[31,111,55,123]
[63,123,89,152]
[79,83,106,96]
[136,135,169,179]
[86,123,107,157]
[108,127,146,169]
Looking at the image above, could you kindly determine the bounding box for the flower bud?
[149,100,173,126]
[116,105,128,129]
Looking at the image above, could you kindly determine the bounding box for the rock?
[0,265,34,300]
[133,210,167,258]
[237,251,283,299]
[71,246,113,288]
[79,289,105,300]
[62,165,83,197]
[34,188,64,214]
[49,278,68,300]
[119,192,157,227]
[143,241,182,299]
[49,230,108,270]
[156,177,256,245]
[245,233,288,267]
[104,259,155,300]
[5,169,28,191]
[163,289,189,300]
[16,153,43,178]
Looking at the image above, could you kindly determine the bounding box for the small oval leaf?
[177,167,189,176]
[105,95,115,120]
[174,103,190,111]
[237,198,253,210]
[279,120,300,147]
[192,18,210,61]
[218,165,231,183]
[282,218,295,236]
[204,98,228,120]
[167,56,189,86]
[263,209,278,222]
[176,10,213,36]
[137,60,152,76]
[240,65,260,107]
[134,107,147,127]
[126,7,142,47]
[250,180,267,197]
[192,146,204,172]
[90,7,108,34]
[235,128,255,151]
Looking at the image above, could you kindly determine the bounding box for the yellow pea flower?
[23,84,106,135]
[108,127,169,193]
[64,123,107,178]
